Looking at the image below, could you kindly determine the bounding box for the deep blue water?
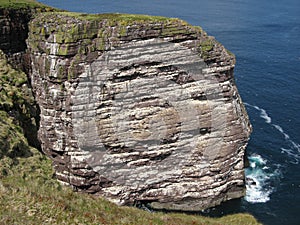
[39,1,300,224]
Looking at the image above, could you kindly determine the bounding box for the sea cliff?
[0,1,251,212]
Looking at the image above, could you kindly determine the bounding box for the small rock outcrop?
[27,12,252,211]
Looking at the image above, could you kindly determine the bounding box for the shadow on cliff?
[139,198,246,218]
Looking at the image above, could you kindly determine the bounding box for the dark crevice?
[191,92,207,101]
[112,71,142,82]
[149,151,172,161]
[119,61,161,72]
[157,65,178,73]
[199,127,212,135]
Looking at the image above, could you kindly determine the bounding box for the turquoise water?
[39,1,300,224]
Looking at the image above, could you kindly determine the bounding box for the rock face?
[0,5,55,71]
[27,12,251,210]
[0,7,34,54]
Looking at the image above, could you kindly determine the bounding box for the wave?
[272,124,290,140]
[245,102,300,164]
[281,148,300,164]
[245,154,281,203]
[273,124,300,163]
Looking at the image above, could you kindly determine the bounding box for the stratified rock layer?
[28,12,251,211]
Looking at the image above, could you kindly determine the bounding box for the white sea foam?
[245,176,271,203]
[245,102,300,164]
[281,148,300,164]
[259,108,272,124]
[245,103,272,123]
[272,124,290,140]
[246,104,271,124]
[245,154,280,203]
[271,123,300,164]
[291,140,300,152]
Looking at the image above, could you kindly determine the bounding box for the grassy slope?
[0,49,35,159]
[0,1,261,224]
[0,0,45,8]
[0,147,261,225]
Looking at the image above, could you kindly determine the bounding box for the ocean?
[39,1,300,224]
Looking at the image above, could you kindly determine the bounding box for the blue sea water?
[39,1,300,224]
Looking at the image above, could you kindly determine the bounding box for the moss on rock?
[27,12,204,59]
[198,38,215,59]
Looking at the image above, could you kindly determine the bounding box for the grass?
[54,11,178,23]
[0,0,46,9]
[0,148,262,225]
[0,49,39,148]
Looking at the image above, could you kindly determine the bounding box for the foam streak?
[245,102,300,164]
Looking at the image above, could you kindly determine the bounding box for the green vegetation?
[0,50,39,148]
[199,38,215,60]
[28,12,194,57]
[0,0,46,9]
[0,50,32,109]
[0,149,261,224]
[55,11,177,23]
[200,39,214,52]
[53,12,191,41]
[0,110,31,161]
